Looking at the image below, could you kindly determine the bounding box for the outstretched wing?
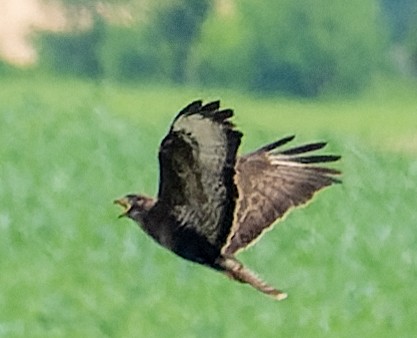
[156,100,242,253]
[222,135,341,255]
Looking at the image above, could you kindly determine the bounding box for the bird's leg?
[216,256,288,301]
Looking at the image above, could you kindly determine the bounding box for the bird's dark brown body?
[115,100,341,300]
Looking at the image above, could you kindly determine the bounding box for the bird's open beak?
[113,198,131,218]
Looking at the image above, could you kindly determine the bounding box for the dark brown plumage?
[114,100,341,300]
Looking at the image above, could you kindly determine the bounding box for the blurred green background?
[1,0,417,337]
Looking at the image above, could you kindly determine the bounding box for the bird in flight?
[114,100,341,300]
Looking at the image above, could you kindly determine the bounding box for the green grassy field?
[1,75,416,337]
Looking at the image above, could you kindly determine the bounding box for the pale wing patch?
[157,101,241,250]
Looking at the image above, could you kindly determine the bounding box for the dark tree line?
[34,0,417,96]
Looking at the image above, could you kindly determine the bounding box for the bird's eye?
[136,197,145,206]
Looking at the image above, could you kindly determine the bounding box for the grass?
[1,74,416,337]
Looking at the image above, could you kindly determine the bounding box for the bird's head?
[114,194,154,224]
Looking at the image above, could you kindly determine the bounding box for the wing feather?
[223,136,340,255]
[156,100,242,252]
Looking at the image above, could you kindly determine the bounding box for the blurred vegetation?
[380,0,416,42]
[191,0,386,96]
[29,0,416,97]
[150,0,212,83]
[1,1,416,336]
[0,60,14,75]
[1,75,417,337]
[404,3,417,77]
[37,15,104,78]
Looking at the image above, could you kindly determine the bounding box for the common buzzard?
[115,100,341,300]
